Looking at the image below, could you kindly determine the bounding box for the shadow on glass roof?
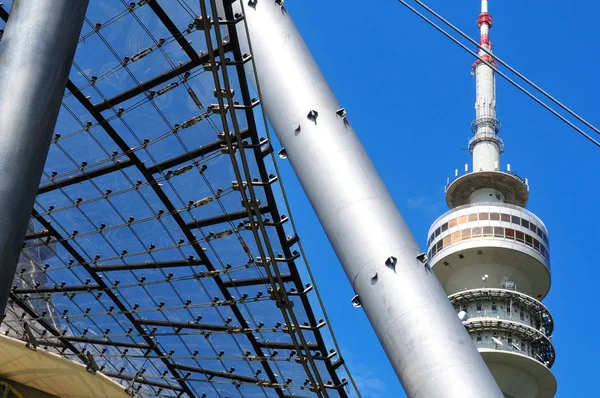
[0,1,361,397]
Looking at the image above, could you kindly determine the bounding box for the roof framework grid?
[0,1,360,397]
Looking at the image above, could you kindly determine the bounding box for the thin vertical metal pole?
[237,2,503,397]
[0,0,89,316]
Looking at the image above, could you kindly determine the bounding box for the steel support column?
[238,2,503,397]
[0,0,89,315]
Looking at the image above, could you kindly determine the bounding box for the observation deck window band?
[428,226,550,264]
[428,209,549,247]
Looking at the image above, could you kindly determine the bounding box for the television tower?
[427,1,557,397]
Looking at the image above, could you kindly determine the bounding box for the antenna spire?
[470,0,502,172]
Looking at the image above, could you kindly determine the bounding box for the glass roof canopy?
[0,1,360,397]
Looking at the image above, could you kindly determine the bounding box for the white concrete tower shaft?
[431,2,557,397]
[471,0,503,176]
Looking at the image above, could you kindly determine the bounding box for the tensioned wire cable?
[412,0,600,138]
[396,0,600,149]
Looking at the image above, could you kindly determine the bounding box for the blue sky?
[277,1,599,396]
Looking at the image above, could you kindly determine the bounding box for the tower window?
[479,213,489,221]
[520,311,525,321]
[468,213,478,222]
[490,213,500,221]
[515,231,525,243]
[501,214,510,222]
[511,215,520,224]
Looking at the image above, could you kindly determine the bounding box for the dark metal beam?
[258,341,319,351]
[173,363,262,384]
[137,319,236,332]
[148,0,199,62]
[91,259,204,272]
[24,230,53,241]
[146,128,251,174]
[222,274,294,289]
[186,205,270,229]
[38,160,133,195]
[12,284,102,294]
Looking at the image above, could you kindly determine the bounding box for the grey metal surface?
[0,0,88,316]
[239,1,503,397]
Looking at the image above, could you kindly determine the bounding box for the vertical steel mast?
[238,1,503,397]
[0,1,89,315]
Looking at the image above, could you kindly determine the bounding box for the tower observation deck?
[427,1,557,397]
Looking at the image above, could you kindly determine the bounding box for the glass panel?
[530,223,537,233]
[441,222,449,232]
[505,228,515,239]
[458,215,468,225]
[490,213,500,221]
[521,219,530,229]
[501,214,510,222]
[483,226,493,237]
[515,231,525,242]
[468,213,478,222]
[479,213,489,221]
[525,234,533,246]
[494,227,504,238]
[436,240,443,250]
[451,232,461,244]
[511,215,520,224]
[435,227,441,237]
[443,236,451,247]
[448,218,457,228]
[462,229,471,240]
[534,239,540,250]
[472,227,482,237]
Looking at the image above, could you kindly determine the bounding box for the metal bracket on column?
[288,284,313,297]
[307,110,318,124]
[85,351,100,375]
[262,215,289,227]
[251,175,278,187]
[23,323,37,351]
[350,295,361,308]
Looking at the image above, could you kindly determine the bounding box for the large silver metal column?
[238,2,503,397]
[0,1,89,315]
